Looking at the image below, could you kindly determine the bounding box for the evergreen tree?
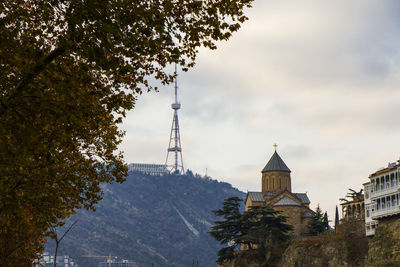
[209,197,243,264]
[240,205,292,249]
[210,198,293,265]
[306,204,327,236]
[335,205,340,230]
[323,211,329,231]
[239,205,292,266]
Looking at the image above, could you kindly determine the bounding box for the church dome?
[262,151,291,173]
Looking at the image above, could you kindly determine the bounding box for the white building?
[364,160,400,236]
[98,259,138,267]
[35,252,77,267]
[128,163,169,175]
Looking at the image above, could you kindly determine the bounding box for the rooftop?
[274,196,300,206]
[262,151,291,173]
[247,191,310,205]
[369,160,400,177]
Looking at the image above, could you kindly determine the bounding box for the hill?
[45,171,245,266]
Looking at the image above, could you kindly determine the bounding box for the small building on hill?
[340,191,365,223]
[128,163,169,175]
[364,160,400,236]
[338,189,365,236]
[244,148,314,237]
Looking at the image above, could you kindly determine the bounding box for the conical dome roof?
[262,151,291,173]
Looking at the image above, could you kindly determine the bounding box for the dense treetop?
[0,0,253,264]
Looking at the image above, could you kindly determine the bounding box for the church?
[244,147,314,237]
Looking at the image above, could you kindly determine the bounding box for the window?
[386,175,390,189]
[366,209,370,217]
[391,173,395,187]
[377,199,381,210]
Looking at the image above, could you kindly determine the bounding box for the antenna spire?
[174,64,178,104]
[165,64,184,174]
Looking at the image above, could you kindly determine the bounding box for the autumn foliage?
[0,0,253,265]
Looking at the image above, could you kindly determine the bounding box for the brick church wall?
[274,206,311,237]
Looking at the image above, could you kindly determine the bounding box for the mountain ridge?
[45,171,245,266]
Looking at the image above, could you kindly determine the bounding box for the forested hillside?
[45,171,245,266]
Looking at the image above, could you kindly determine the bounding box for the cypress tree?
[335,205,340,230]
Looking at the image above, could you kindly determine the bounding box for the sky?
[120,0,400,220]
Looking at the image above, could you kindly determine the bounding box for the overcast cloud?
[120,1,400,220]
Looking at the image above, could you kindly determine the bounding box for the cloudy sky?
[120,0,400,219]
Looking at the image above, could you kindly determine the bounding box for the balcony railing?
[370,184,400,199]
[371,205,400,220]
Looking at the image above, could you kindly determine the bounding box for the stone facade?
[262,170,291,194]
[275,204,312,237]
[245,149,313,237]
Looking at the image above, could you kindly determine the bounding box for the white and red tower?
[165,65,184,174]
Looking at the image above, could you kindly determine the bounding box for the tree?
[209,197,243,264]
[339,188,364,203]
[306,204,329,236]
[334,205,339,230]
[0,1,253,264]
[47,220,78,267]
[323,211,329,231]
[209,199,292,266]
[240,205,292,266]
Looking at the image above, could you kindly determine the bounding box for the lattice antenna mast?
[165,65,184,174]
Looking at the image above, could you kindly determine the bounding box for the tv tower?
[165,65,184,174]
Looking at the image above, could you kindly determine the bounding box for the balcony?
[371,205,400,220]
[370,184,400,200]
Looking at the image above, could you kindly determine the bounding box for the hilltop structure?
[364,159,400,236]
[127,163,169,175]
[245,145,313,237]
[130,66,185,176]
[338,189,365,236]
[340,192,365,223]
[165,65,184,174]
